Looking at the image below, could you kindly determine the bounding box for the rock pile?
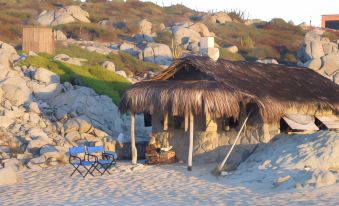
[171,22,213,53]
[0,41,150,181]
[202,12,233,24]
[37,5,90,26]
[297,29,339,84]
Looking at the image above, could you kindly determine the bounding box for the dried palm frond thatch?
[119,56,339,123]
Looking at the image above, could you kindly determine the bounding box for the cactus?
[171,38,182,59]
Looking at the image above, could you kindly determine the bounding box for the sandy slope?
[0,161,338,206]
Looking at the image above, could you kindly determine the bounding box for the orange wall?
[322,15,339,28]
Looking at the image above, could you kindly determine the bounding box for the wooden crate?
[23,27,55,54]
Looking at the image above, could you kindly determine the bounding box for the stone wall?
[151,111,280,167]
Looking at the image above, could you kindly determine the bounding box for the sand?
[1,131,339,205]
[0,161,338,206]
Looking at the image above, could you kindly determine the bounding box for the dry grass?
[1,0,305,64]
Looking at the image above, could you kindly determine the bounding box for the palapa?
[119,56,339,123]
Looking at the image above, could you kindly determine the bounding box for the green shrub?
[219,48,245,61]
[283,53,297,63]
[19,53,131,104]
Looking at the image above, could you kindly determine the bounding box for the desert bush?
[54,23,118,42]
[265,18,302,33]
[154,31,172,46]
[163,4,192,15]
[240,35,255,48]
[248,45,279,60]
[323,30,339,42]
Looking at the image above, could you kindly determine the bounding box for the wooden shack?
[22,27,55,54]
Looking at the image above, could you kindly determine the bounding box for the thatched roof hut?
[120,56,339,122]
[119,56,339,169]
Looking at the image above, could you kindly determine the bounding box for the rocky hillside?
[0,0,308,64]
[297,29,339,84]
[0,41,150,184]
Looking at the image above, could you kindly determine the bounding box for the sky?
[142,0,339,26]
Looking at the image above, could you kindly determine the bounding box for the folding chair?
[86,145,117,176]
[69,146,97,178]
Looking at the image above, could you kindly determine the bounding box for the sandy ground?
[0,161,338,206]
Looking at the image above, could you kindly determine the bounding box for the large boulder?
[171,22,193,33]
[102,61,115,72]
[55,30,67,41]
[120,42,142,58]
[321,53,339,76]
[143,43,173,65]
[188,42,200,53]
[225,46,239,53]
[0,116,15,128]
[174,27,201,45]
[313,171,337,188]
[51,14,75,26]
[310,41,325,59]
[334,72,339,85]
[64,115,93,133]
[26,139,49,153]
[304,58,322,71]
[37,6,90,26]
[188,23,210,37]
[0,167,17,186]
[0,42,17,69]
[211,12,232,24]
[37,10,55,25]
[32,83,62,100]
[26,128,53,153]
[116,70,127,78]
[50,86,150,139]
[1,77,31,106]
[54,54,85,66]
[33,68,60,84]
[139,19,152,36]
[28,102,41,114]
[64,5,90,23]
[65,131,82,142]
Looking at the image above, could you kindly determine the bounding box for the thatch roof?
[119,56,339,122]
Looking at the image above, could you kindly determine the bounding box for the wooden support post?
[184,110,189,132]
[188,111,194,171]
[164,111,168,131]
[217,110,252,173]
[131,112,137,165]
